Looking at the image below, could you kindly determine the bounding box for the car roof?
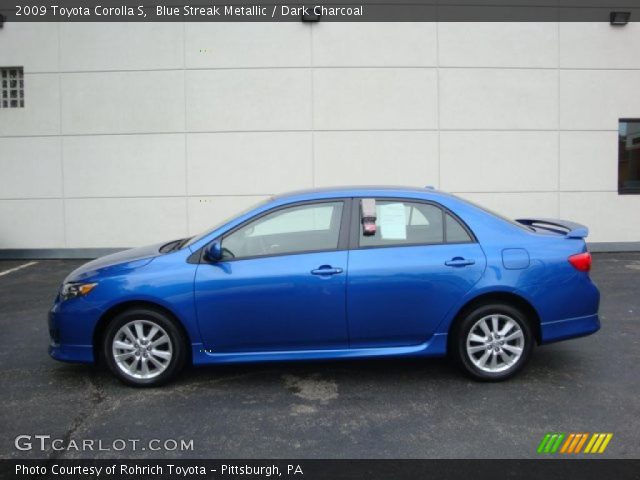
[272,185,448,202]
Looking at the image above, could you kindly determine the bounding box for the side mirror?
[204,240,222,262]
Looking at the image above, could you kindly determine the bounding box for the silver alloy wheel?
[466,314,525,373]
[112,320,173,380]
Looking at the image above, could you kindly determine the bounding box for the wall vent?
[1,67,24,109]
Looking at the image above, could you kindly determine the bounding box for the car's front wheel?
[103,308,187,387]
[453,303,534,381]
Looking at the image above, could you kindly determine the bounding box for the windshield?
[183,197,273,248]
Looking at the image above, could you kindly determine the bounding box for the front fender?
[82,252,201,345]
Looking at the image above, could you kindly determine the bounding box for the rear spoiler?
[515,218,589,239]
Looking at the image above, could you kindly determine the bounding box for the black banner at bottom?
[2,459,639,480]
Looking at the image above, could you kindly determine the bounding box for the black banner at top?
[0,0,639,22]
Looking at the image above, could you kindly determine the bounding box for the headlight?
[60,282,98,301]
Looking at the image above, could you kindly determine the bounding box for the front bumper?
[540,313,600,344]
[48,303,98,364]
[49,343,95,363]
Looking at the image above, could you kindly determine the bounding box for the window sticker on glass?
[378,203,407,240]
[361,198,377,236]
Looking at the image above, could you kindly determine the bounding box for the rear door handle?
[311,265,344,276]
[445,257,475,267]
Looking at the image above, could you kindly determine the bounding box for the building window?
[619,119,640,194]
[0,67,24,109]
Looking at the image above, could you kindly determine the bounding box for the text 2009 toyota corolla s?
[48,186,600,387]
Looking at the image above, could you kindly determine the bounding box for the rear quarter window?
[446,213,473,243]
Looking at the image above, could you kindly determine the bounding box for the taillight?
[568,252,591,272]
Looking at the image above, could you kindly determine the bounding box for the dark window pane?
[446,213,472,243]
[10,100,17,107]
[619,120,640,194]
[10,90,17,99]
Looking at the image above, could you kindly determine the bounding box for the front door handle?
[311,265,344,276]
[445,257,475,267]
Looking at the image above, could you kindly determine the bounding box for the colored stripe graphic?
[550,433,565,453]
[584,433,598,453]
[545,434,558,453]
[562,433,588,454]
[567,433,583,453]
[584,433,614,454]
[544,433,614,455]
[560,433,575,453]
[537,434,552,453]
[598,434,613,453]
[574,433,589,453]
[537,433,566,454]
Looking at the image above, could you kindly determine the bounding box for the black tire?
[102,308,187,387]
[452,303,534,381]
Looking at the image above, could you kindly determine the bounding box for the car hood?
[64,242,167,283]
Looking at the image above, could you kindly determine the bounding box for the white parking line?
[0,261,39,277]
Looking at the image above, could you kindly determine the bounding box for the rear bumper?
[540,313,600,344]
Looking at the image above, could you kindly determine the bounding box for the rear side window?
[446,213,472,243]
[359,199,473,247]
[359,200,443,247]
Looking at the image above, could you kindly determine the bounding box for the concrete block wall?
[0,22,639,248]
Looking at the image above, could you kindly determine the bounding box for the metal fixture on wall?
[301,7,321,22]
[609,11,631,26]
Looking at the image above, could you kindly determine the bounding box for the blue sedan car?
[49,187,600,386]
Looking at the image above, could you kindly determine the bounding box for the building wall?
[0,22,639,249]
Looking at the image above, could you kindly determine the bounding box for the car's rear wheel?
[103,308,186,387]
[453,303,534,381]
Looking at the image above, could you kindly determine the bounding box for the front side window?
[359,199,472,247]
[619,119,640,194]
[222,202,343,259]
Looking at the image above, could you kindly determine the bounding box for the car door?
[346,198,486,348]
[195,199,350,353]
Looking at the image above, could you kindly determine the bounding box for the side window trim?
[203,198,352,263]
[348,197,477,250]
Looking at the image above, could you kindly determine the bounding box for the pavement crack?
[45,371,107,461]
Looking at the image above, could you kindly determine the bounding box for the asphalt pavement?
[0,254,638,459]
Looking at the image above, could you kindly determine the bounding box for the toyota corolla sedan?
[49,187,600,386]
